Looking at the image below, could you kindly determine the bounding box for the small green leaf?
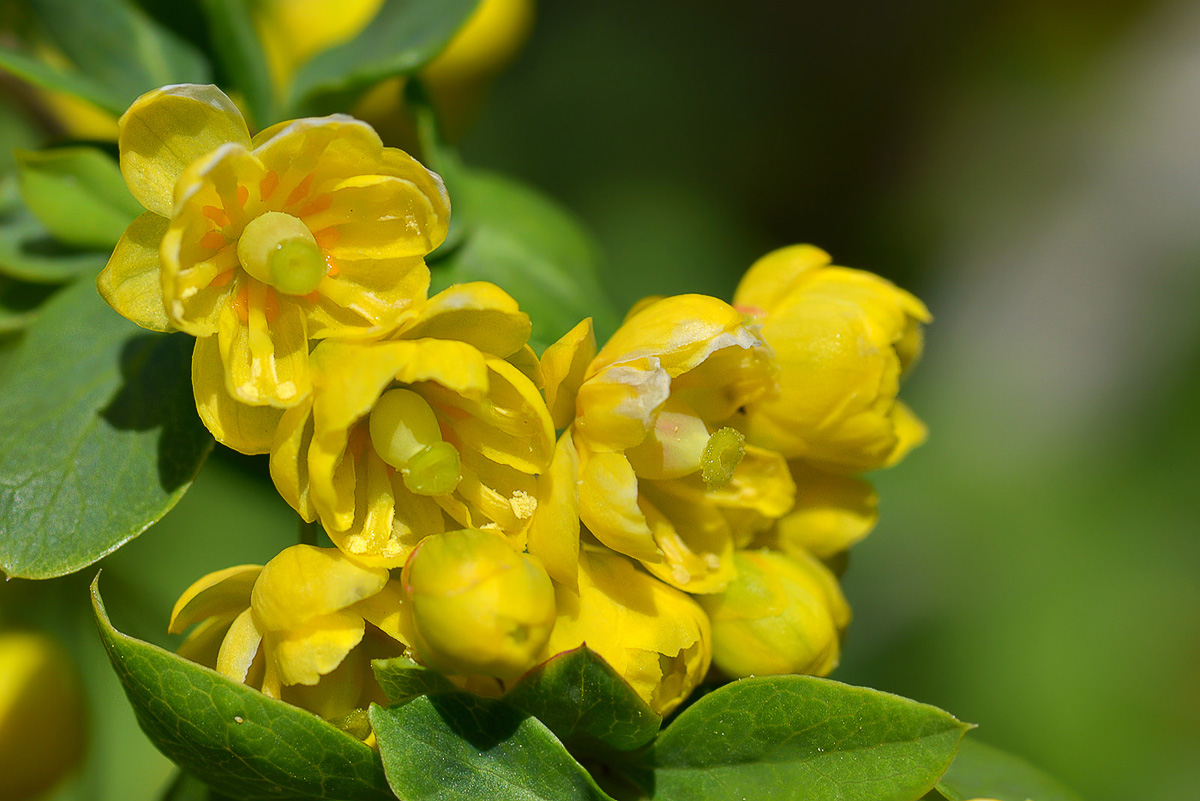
[30,0,210,109]
[15,147,142,250]
[0,276,60,333]
[504,646,661,752]
[372,655,457,703]
[621,675,971,801]
[371,693,614,801]
[0,281,212,579]
[198,0,276,130]
[430,170,621,352]
[0,198,109,283]
[288,0,480,115]
[933,738,1083,801]
[0,47,126,117]
[93,577,395,801]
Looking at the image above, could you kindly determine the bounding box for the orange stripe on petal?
[286,174,314,206]
[297,194,332,217]
[210,269,235,288]
[324,255,340,278]
[237,185,249,207]
[313,227,340,249]
[234,284,249,323]
[260,171,279,201]
[200,230,227,250]
[202,206,231,227]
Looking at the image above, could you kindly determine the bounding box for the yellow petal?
[541,318,595,430]
[217,287,311,407]
[216,607,263,682]
[639,483,736,594]
[268,398,318,521]
[703,444,796,520]
[306,255,428,340]
[192,335,285,454]
[177,612,238,667]
[506,344,543,389]
[397,283,531,358]
[304,173,445,260]
[119,84,250,217]
[525,430,580,592]
[271,610,365,686]
[169,564,262,634]
[350,581,414,645]
[732,244,831,315]
[251,544,388,632]
[96,212,170,332]
[577,449,661,563]
[574,356,671,452]
[882,400,928,468]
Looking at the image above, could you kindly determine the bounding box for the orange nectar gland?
[369,388,462,496]
[236,211,328,296]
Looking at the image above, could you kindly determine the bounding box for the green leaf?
[0,280,212,579]
[29,0,210,110]
[933,738,1083,801]
[288,0,480,115]
[198,0,276,130]
[0,276,60,333]
[620,675,971,801]
[15,147,142,250]
[504,646,661,753]
[92,577,395,801]
[0,199,110,284]
[0,47,126,117]
[371,693,614,801]
[430,170,621,352]
[372,655,457,703]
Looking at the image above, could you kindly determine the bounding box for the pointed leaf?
[505,646,661,752]
[0,47,125,116]
[621,675,971,801]
[198,0,276,129]
[933,738,1083,801]
[370,693,613,801]
[0,199,109,283]
[372,655,456,703]
[15,147,142,250]
[0,281,212,579]
[93,578,394,801]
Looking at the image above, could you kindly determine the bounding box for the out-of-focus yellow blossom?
[547,295,790,594]
[539,548,711,717]
[733,244,931,473]
[765,461,879,560]
[169,545,411,722]
[402,528,555,678]
[97,84,449,450]
[697,549,850,678]
[251,0,386,93]
[0,631,86,801]
[269,282,561,572]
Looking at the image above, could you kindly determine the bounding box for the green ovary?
[237,211,327,295]
[369,388,462,496]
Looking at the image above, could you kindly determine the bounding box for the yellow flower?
[251,0,387,93]
[539,548,711,717]
[97,84,449,438]
[169,545,412,722]
[402,528,556,678]
[269,282,560,570]
[546,297,790,593]
[0,631,86,801]
[750,461,879,560]
[697,549,850,678]
[733,244,931,473]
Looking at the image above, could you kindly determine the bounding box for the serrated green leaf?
[15,147,142,250]
[933,738,1083,801]
[30,0,210,110]
[0,276,60,333]
[288,0,480,115]
[92,577,395,801]
[0,280,212,579]
[198,0,276,130]
[372,655,457,703]
[370,693,614,801]
[0,47,126,117]
[504,646,661,753]
[430,170,621,352]
[620,675,970,801]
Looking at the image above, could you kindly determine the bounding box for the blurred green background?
[4,1,1200,799]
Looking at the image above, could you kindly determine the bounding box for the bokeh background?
[4,1,1200,799]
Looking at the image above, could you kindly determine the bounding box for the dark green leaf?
[0,281,212,579]
[621,675,970,801]
[30,0,210,109]
[15,147,141,250]
[0,276,60,333]
[371,693,613,801]
[933,738,1083,801]
[288,0,480,115]
[504,646,661,752]
[198,0,276,130]
[430,170,621,352]
[0,199,110,283]
[372,655,457,703]
[0,47,126,116]
[92,578,395,801]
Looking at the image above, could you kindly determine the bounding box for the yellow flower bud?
[772,461,879,559]
[539,549,711,717]
[698,549,850,678]
[403,529,556,679]
[0,631,86,801]
[734,244,931,472]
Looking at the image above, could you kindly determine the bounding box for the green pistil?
[701,427,746,490]
[237,211,326,295]
[401,442,461,496]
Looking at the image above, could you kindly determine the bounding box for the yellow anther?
[237,211,327,296]
[369,388,461,496]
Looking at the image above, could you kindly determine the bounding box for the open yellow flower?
[97,83,449,426]
[733,244,931,473]
[169,545,412,723]
[539,548,710,717]
[545,296,789,593]
[269,282,559,570]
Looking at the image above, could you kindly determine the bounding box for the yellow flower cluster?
[104,84,927,727]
